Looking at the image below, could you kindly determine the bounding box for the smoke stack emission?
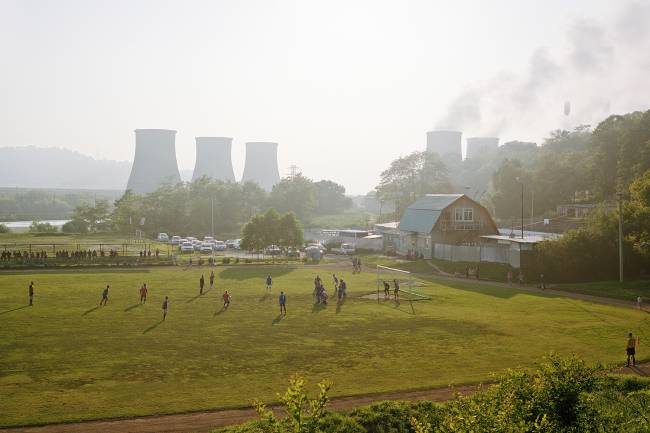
[465,137,499,160]
[426,130,462,161]
[126,129,181,194]
[241,142,280,191]
[192,137,236,182]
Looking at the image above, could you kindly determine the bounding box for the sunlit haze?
[1,0,649,193]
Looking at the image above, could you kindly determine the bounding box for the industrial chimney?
[126,129,181,194]
[426,130,462,161]
[192,137,236,182]
[465,137,499,160]
[241,142,280,191]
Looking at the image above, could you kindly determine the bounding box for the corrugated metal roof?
[398,194,463,233]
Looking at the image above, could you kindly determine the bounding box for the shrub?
[222,257,231,264]
[62,219,89,234]
[29,220,58,233]
[0,223,9,233]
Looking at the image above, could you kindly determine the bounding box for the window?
[455,207,474,222]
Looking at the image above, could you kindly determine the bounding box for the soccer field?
[0,266,648,427]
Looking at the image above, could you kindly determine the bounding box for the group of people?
[138,249,160,258]
[382,279,400,300]
[1,250,48,261]
[506,270,526,286]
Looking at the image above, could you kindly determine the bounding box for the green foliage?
[61,219,89,234]
[313,180,353,215]
[376,151,452,217]
[625,170,650,261]
[28,220,58,233]
[269,174,316,222]
[69,199,112,233]
[241,209,303,252]
[0,223,9,233]
[253,375,331,433]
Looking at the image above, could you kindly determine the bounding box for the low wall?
[434,243,516,266]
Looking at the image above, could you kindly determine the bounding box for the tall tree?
[313,180,352,215]
[269,174,315,222]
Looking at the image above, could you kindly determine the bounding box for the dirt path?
[4,363,648,433]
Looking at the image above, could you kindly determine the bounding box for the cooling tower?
[126,129,181,194]
[465,137,499,160]
[426,130,462,161]
[241,142,280,191]
[192,137,236,182]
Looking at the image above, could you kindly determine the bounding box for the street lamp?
[515,177,524,239]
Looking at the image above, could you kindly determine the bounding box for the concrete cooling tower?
[465,137,499,160]
[126,129,181,194]
[191,137,236,182]
[426,130,462,161]
[241,142,280,191]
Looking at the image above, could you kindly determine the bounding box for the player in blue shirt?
[279,291,287,315]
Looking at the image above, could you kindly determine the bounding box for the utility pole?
[617,191,624,283]
[211,197,214,238]
[516,177,524,239]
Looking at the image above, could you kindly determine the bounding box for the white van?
[158,233,169,242]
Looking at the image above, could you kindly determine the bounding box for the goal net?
[375,265,430,302]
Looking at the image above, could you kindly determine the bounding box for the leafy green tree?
[240,214,265,252]
[69,199,112,232]
[0,223,9,233]
[278,212,304,248]
[313,180,352,215]
[625,169,650,260]
[261,208,281,247]
[28,220,58,233]
[487,158,532,220]
[270,174,315,222]
[376,151,451,219]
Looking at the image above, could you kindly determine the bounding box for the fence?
[434,243,518,267]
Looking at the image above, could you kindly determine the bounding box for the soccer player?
[199,274,205,295]
[162,296,169,321]
[338,279,347,304]
[222,290,231,309]
[100,285,109,306]
[279,291,287,315]
[637,296,643,310]
[332,274,339,289]
[139,283,148,304]
[266,275,273,291]
[28,281,34,306]
[627,332,637,367]
[210,271,215,289]
[383,280,390,299]
[393,279,400,301]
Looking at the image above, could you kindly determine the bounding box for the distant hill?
[0,146,135,190]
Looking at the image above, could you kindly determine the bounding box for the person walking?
[332,274,339,291]
[279,291,287,315]
[209,271,215,289]
[28,281,34,306]
[627,332,637,367]
[266,275,273,292]
[139,283,148,304]
[539,273,546,290]
[383,280,390,299]
[162,296,169,321]
[199,274,205,295]
[222,290,231,309]
[100,285,109,306]
[393,278,400,301]
[637,296,643,310]
[338,279,347,304]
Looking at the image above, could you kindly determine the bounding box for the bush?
[62,219,89,234]
[29,220,58,233]
[222,257,231,265]
[0,223,9,233]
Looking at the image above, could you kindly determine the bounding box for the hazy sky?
[1,0,649,194]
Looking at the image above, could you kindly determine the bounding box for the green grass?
[0,266,649,427]
[303,209,377,229]
[554,280,650,302]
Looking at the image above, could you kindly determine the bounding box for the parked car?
[286,247,300,258]
[306,243,325,254]
[179,242,194,253]
[214,241,227,251]
[232,239,241,249]
[337,243,356,254]
[199,243,213,253]
[265,245,282,255]
[225,239,236,248]
[171,236,181,245]
[157,233,169,242]
[204,236,214,242]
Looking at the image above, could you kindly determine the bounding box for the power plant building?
[192,137,236,182]
[241,142,280,191]
[426,130,462,161]
[465,137,499,160]
[126,129,181,194]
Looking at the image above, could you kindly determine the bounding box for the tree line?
[62,174,351,238]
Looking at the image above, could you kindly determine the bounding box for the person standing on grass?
[279,291,287,315]
[266,275,273,292]
[338,279,347,304]
[100,285,109,306]
[162,296,169,321]
[222,290,231,309]
[332,274,339,290]
[637,296,643,310]
[518,272,524,285]
[209,271,215,289]
[393,278,400,301]
[539,273,546,290]
[139,283,148,304]
[357,257,362,273]
[627,332,637,367]
[507,270,513,286]
[28,281,34,306]
[383,280,390,299]
[199,274,205,295]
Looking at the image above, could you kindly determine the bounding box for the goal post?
[375,265,430,303]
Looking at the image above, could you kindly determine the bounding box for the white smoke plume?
[435,1,650,141]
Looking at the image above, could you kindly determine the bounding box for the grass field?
[555,280,650,302]
[1,265,649,427]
